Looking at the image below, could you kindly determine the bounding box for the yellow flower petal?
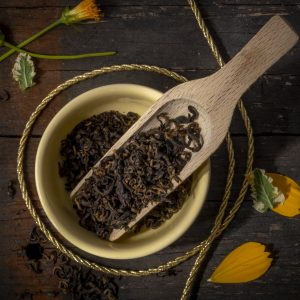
[212,242,264,276]
[212,259,272,283]
[213,249,270,278]
[267,173,300,217]
[209,242,272,283]
[71,0,101,21]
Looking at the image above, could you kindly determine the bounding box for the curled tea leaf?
[12,53,36,91]
[209,242,272,283]
[73,107,202,240]
[248,168,285,213]
[7,180,16,199]
[267,173,300,217]
[0,89,10,102]
[59,111,192,238]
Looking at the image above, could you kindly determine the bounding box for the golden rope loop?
[17,64,230,276]
[16,1,254,298]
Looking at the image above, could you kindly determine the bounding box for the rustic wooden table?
[1,1,299,299]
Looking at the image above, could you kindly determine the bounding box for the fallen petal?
[267,173,300,217]
[209,242,272,284]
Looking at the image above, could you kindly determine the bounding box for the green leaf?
[248,168,285,213]
[12,53,36,91]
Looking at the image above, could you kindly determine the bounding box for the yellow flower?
[267,173,300,217]
[0,0,111,63]
[61,0,102,25]
[208,242,272,283]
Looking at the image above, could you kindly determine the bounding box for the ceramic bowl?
[35,84,210,259]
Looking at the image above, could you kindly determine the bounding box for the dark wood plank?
[1,70,300,136]
[1,5,299,72]
[0,1,299,299]
[0,135,299,299]
[0,3,299,136]
[1,0,300,7]
[1,202,299,300]
[118,201,300,300]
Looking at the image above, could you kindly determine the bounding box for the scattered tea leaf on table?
[25,226,119,299]
[248,168,285,213]
[0,89,10,101]
[12,53,36,91]
[267,173,300,217]
[7,180,16,199]
[208,242,273,283]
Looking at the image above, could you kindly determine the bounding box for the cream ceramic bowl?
[35,84,210,259]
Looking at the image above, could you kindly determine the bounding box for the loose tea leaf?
[25,243,44,261]
[156,268,182,277]
[59,111,139,191]
[59,111,194,237]
[25,226,119,300]
[132,177,192,232]
[53,254,118,300]
[17,291,33,300]
[0,89,9,101]
[73,106,202,240]
[12,53,36,91]
[30,226,48,244]
[7,179,16,199]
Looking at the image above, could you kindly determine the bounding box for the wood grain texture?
[0,1,299,299]
[74,16,299,240]
[1,135,299,299]
[0,4,299,136]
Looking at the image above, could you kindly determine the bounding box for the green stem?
[3,42,116,59]
[0,18,62,62]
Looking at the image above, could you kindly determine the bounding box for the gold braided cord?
[187,0,225,68]
[17,64,235,276]
[181,1,254,299]
[15,1,255,298]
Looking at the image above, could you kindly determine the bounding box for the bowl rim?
[35,83,211,259]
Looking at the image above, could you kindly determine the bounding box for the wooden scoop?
[71,16,298,241]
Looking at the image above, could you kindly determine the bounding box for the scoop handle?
[211,15,298,103]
